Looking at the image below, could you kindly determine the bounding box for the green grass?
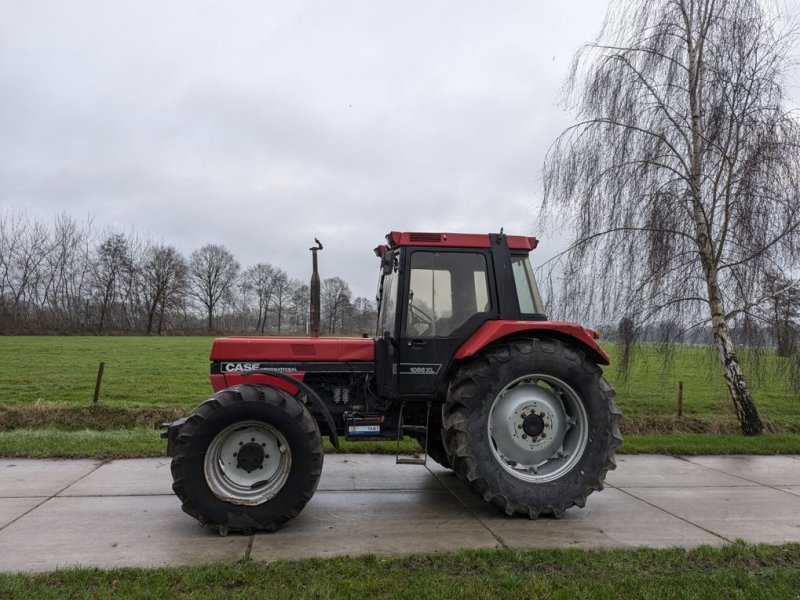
[0,428,165,458]
[0,336,212,409]
[603,343,800,423]
[0,336,796,420]
[621,433,800,454]
[0,542,798,599]
[0,428,423,459]
[1,429,799,459]
[601,342,799,422]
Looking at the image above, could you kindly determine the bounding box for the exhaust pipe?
[309,238,323,337]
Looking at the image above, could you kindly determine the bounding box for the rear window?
[511,255,544,314]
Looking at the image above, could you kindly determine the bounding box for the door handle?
[407,339,427,349]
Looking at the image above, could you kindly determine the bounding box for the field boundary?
[3,404,800,435]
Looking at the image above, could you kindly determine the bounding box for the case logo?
[221,362,298,373]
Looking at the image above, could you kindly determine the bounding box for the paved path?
[1,454,799,573]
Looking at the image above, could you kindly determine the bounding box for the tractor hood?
[210,336,375,363]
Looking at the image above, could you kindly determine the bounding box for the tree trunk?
[157,303,165,335]
[705,271,764,435]
[711,319,764,435]
[145,298,158,336]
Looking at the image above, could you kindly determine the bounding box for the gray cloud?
[4,0,752,298]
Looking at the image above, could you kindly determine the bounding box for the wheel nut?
[522,434,528,440]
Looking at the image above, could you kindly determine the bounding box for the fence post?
[93,362,105,405]
[677,380,684,417]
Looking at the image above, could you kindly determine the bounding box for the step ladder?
[396,401,431,465]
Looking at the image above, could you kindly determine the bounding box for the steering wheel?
[408,296,434,335]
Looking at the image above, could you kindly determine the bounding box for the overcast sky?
[1,1,798,298]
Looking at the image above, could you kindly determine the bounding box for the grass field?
[0,336,797,457]
[0,335,796,417]
[1,542,798,599]
[0,336,211,409]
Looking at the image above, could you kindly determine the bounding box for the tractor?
[163,231,622,534]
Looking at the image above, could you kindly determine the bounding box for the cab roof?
[386,231,538,251]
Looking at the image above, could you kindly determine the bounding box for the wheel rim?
[204,420,292,505]
[487,374,588,483]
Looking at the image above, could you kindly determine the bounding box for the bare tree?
[351,296,378,335]
[0,213,54,328]
[289,280,310,333]
[40,214,86,330]
[142,244,188,335]
[760,271,799,357]
[91,232,132,334]
[321,277,352,335]
[542,0,800,434]
[188,244,240,333]
[117,234,147,331]
[242,263,278,334]
[271,269,291,334]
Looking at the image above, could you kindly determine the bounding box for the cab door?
[399,250,492,396]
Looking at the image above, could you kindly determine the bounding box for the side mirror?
[381,252,393,276]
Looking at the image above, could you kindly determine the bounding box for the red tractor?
[164,231,621,534]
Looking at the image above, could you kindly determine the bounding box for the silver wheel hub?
[488,375,588,483]
[204,420,291,505]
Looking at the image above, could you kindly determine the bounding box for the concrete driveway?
[1,454,799,573]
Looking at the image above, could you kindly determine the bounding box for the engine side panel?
[211,361,374,392]
[210,337,375,363]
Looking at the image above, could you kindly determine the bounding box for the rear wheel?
[442,338,621,517]
[171,384,323,533]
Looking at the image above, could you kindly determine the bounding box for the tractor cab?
[374,231,545,399]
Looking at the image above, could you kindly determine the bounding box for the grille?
[409,232,444,243]
[291,344,317,357]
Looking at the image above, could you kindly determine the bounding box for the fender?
[241,369,340,450]
[212,371,305,395]
[454,320,610,365]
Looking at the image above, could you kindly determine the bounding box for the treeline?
[0,210,376,336]
[601,315,799,359]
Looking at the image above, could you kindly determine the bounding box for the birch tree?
[543,0,800,434]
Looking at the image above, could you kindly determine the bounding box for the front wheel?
[170,384,323,533]
[442,338,621,517]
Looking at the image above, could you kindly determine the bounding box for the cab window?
[511,254,544,314]
[376,254,398,335]
[406,252,490,338]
